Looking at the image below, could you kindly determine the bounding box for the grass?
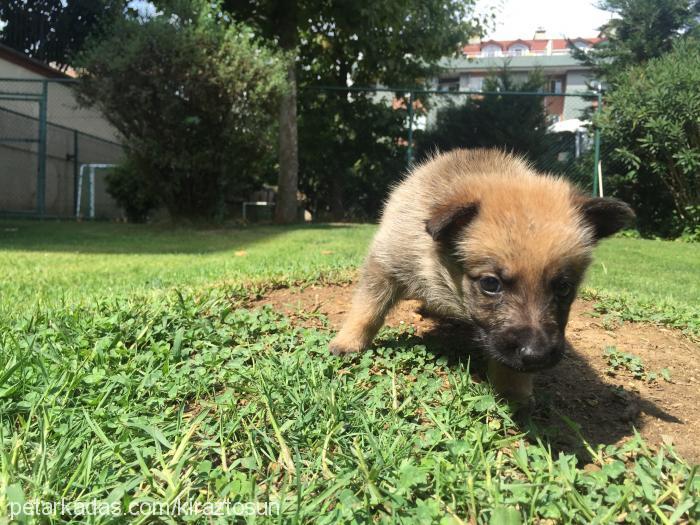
[0,220,698,523]
[603,346,672,383]
[583,237,700,337]
[0,221,375,314]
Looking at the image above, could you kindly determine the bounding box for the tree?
[76,1,286,220]
[597,40,700,238]
[217,0,485,221]
[0,0,126,71]
[571,0,700,238]
[416,68,551,167]
[297,90,407,220]
[574,0,700,81]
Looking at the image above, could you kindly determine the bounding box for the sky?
[1,1,612,42]
[477,0,614,40]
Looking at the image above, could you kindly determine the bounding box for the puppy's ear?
[577,196,635,242]
[425,202,480,244]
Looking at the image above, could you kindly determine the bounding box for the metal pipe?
[75,164,116,219]
[89,166,95,219]
[76,164,85,218]
[73,130,79,216]
[406,92,415,167]
[306,85,595,98]
[37,80,48,217]
[0,77,78,83]
[592,84,603,196]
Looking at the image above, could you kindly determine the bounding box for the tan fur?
[330,149,632,401]
[487,361,534,403]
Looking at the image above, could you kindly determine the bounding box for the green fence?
[1,78,612,221]
[300,85,613,219]
[0,78,123,218]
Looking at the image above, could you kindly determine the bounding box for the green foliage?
[0,221,376,313]
[0,283,697,523]
[105,160,160,223]
[222,0,487,219]
[597,40,700,237]
[298,92,407,220]
[76,1,286,220]
[224,0,486,83]
[0,0,125,71]
[416,68,577,179]
[0,220,698,333]
[574,0,700,81]
[0,221,698,522]
[418,68,547,156]
[603,346,672,382]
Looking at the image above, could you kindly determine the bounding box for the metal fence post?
[406,91,415,168]
[592,85,603,197]
[73,130,79,215]
[37,80,48,216]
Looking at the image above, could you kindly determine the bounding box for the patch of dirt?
[252,283,700,464]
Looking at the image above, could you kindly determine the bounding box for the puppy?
[330,149,634,401]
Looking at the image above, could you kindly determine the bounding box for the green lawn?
[0,220,698,523]
[0,221,375,313]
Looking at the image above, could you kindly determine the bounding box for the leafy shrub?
[597,40,700,238]
[298,92,407,221]
[415,68,551,168]
[105,160,160,223]
[76,1,285,220]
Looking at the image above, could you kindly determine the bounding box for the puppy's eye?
[479,276,502,295]
[555,281,573,298]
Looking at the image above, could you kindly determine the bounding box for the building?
[435,29,602,123]
[0,43,122,217]
[0,43,119,141]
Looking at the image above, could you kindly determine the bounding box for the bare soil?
[252,283,700,464]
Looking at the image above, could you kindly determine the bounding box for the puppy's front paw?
[329,334,365,356]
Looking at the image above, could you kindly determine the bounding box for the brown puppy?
[330,149,634,401]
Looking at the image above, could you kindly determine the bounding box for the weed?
[603,346,674,383]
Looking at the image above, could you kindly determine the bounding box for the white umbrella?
[548,118,589,133]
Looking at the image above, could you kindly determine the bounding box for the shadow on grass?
[0,220,366,255]
[382,319,680,462]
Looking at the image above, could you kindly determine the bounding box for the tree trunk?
[327,61,350,221]
[329,170,345,221]
[274,0,299,225]
[275,60,299,224]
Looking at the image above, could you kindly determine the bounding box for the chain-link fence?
[300,86,613,220]
[0,78,123,218]
[1,78,614,221]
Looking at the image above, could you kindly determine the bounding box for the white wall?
[0,56,120,142]
[0,55,123,217]
[563,70,594,120]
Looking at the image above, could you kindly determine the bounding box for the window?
[549,79,563,94]
[468,76,484,92]
[509,44,529,56]
[438,77,460,92]
[482,45,501,57]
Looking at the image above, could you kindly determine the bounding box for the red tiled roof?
[550,37,603,50]
[463,37,603,56]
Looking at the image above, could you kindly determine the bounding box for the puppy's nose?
[518,345,550,366]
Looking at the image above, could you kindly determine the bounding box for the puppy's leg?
[487,360,534,402]
[330,258,399,355]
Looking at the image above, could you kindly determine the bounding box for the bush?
[415,68,551,167]
[298,92,407,221]
[76,1,285,220]
[598,40,700,238]
[105,160,160,223]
